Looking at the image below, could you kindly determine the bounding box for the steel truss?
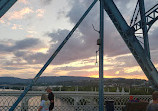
[1,0,158,110]
[103,0,158,90]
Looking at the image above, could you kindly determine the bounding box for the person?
[147,91,158,111]
[129,96,139,102]
[129,96,134,102]
[45,87,54,111]
[38,94,50,111]
[149,100,153,104]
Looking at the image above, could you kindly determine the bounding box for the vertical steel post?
[99,0,104,111]
[9,0,98,110]
[138,0,150,58]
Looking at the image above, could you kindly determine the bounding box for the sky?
[0,0,158,80]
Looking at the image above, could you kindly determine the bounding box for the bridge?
[0,91,151,111]
[0,0,158,110]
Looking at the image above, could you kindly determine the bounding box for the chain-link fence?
[0,91,152,111]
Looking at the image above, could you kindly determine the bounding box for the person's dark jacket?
[48,92,54,110]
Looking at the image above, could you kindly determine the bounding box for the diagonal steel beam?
[0,0,17,18]
[9,0,98,110]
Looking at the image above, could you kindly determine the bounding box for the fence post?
[21,97,29,111]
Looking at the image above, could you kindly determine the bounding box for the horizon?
[0,75,148,81]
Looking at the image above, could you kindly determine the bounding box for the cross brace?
[132,3,158,32]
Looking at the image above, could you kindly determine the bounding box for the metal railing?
[0,91,152,111]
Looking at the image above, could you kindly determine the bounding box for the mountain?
[0,77,30,84]
[0,76,148,87]
[0,76,94,85]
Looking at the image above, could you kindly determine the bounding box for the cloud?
[14,38,41,49]
[66,70,92,77]
[3,67,25,70]
[10,28,90,65]
[52,0,158,61]
[41,0,53,5]
[5,0,157,67]
[66,0,133,56]
[0,38,49,66]
[2,57,27,66]
[0,20,5,24]
[43,0,132,65]
[19,0,29,4]
[11,24,23,30]
[46,29,97,65]
[10,1,158,66]
[8,7,34,20]
[36,9,45,17]
[55,65,96,71]
[0,38,44,53]
[20,52,48,64]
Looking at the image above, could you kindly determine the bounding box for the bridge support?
[138,0,150,58]
[99,0,104,111]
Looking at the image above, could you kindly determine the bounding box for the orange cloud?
[36,9,45,17]
[0,20,5,24]
[11,24,23,30]
[9,7,33,20]
[19,0,29,4]
[123,66,142,73]
[89,74,99,78]
[115,71,120,74]
[26,35,34,38]
[27,30,37,34]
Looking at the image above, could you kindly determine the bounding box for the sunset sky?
[0,0,158,80]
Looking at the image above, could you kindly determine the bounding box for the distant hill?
[0,76,148,87]
[36,76,94,85]
[0,76,94,85]
[0,77,30,84]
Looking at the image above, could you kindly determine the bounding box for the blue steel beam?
[9,0,98,110]
[132,3,158,32]
[0,0,17,18]
[130,1,139,27]
[99,0,104,111]
[102,0,158,89]
[138,0,150,58]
